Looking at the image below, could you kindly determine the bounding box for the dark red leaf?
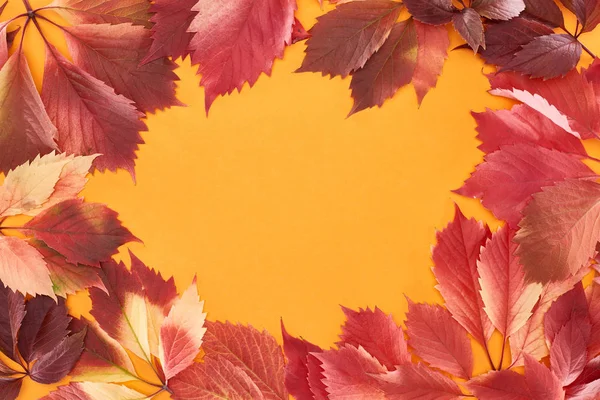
[0,285,25,360]
[291,18,311,44]
[471,0,525,20]
[453,8,485,53]
[522,0,564,27]
[29,329,85,384]
[561,0,600,32]
[413,21,449,105]
[307,354,328,400]
[403,0,455,24]
[0,379,22,400]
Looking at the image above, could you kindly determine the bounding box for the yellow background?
[5,0,600,397]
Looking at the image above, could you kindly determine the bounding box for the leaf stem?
[562,26,597,58]
[483,341,496,371]
[498,337,506,370]
[21,0,33,12]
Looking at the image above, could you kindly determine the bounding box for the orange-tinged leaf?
[432,205,493,346]
[49,0,152,27]
[377,362,464,399]
[405,300,473,379]
[0,236,54,298]
[43,382,147,400]
[159,279,206,380]
[0,52,57,174]
[478,226,542,338]
[516,179,600,282]
[413,21,449,105]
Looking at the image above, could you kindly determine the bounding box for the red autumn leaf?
[298,1,402,78]
[489,70,600,139]
[544,283,590,345]
[522,0,564,27]
[377,363,464,399]
[413,21,449,105]
[291,17,311,43]
[188,0,296,112]
[41,44,146,176]
[501,34,582,79]
[0,285,25,360]
[62,23,181,113]
[50,0,152,27]
[560,0,600,32]
[453,8,485,53]
[307,353,329,400]
[338,306,410,370]
[456,144,596,227]
[314,344,387,399]
[565,356,600,398]
[403,0,455,25]
[472,104,587,157]
[199,321,288,399]
[281,321,323,400]
[550,315,590,385]
[143,0,198,63]
[22,199,137,267]
[405,300,473,379]
[471,0,525,20]
[586,283,600,358]
[525,354,565,399]
[478,226,542,338]
[515,179,600,282]
[480,17,553,66]
[43,382,147,399]
[0,52,57,174]
[432,205,494,346]
[349,19,417,115]
[30,329,86,384]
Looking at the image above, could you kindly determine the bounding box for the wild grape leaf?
[405,300,473,379]
[63,23,181,113]
[298,1,402,78]
[49,0,152,27]
[489,70,600,139]
[403,0,455,24]
[453,8,485,53]
[471,0,525,20]
[41,44,146,176]
[314,344,387,399]
[291,18,311,44]
[142,0,198,63]
[478,226,542,340]
[566,356,600,398]
[0,52,57,174]
[281,321,323,400]
[480,17,554,66]
[43,382,146,400]
[515,179,600,282]
[188,0,296,112]
[413,21,449,105]
[586,283,600,358]
[376,363,464,399]
[349,19,417,115]
[522,0,564,27]
[551,315,590,385]
[0,152,96,219]
[472,104,587,157]
[23,199,137,267]
[456,144,596,227]
[501,34,582,79]
[307,353,328,400]
[560,0,600,32]
[544,283,590,345]
[0,286,84,399]
[525,354,565,399]
[338,306,410,370]
[432,205,493,346]
[201,321,288,399]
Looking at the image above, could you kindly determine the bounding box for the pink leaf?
[467,370,530,398]
[377,363,464,399]
[565,356,600,399]
[413,21,449,105]
[457,144,595,228]
[586,283,600,358]
[338,306,410,370]
[524,354,565,399]
[551,317,590,386]
[307,353,329,400]
[472,0,525,20]
[545,283,590,345]
[432,205,493,346]
[405,300,472,379]
[453,8,485,53]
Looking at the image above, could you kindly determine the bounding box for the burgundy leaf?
[291,18,311,44]
[29,329,85,384]
[453,8,485,53]
[560,0,600,32]
[0,285,25,360]
[403,0,455,24]
[522,0,564,27]
[413,21,449,105]
[0,379,22,400]
[472,0,525,20]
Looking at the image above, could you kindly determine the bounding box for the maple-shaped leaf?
[142,0,198,63]
[501,34,582,79]
[338,306,410,370]
[0,52,57,174]
[49,0,152,27]
[477,226,542,342]
[453,8,485,53]
[188,0,296,112]
[413,21,449,105]
[480,17,554,66]
[522,0,564,27]
[198,321,288,399]
[22,199,137,267]
[298,1,402,78]
[281,321,323,400]
[472,104,587,157]
[314,344,387,399]
[403,0,455,24]
[0,286,84,399]
[376,362,464,399]
[41,44,146,176]
[349,19,417,115]
[43,382,146,400]
[515,179,600,282]
[62,23,181,114]
[0,152,97,218]
[432,205,494,346]
[405,299,473,379]
[489,70,600,139]
[471,0,525,20]
[456,144,596,227]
